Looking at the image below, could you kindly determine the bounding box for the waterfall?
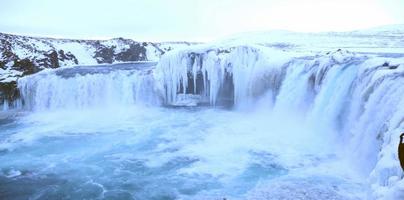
[17,63,162,111]
[154,46,404,199]
[12,45,404,198]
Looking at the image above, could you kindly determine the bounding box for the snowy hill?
[0,32,196,82]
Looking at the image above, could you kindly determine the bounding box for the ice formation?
[153,46,404,199]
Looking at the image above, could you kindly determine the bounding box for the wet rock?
[0,81,20,103]
[11,59,39,76]
[381,62,400,70]
[37,50,60,68]
[58,50,78,65]
[94,44,116,64]
[93,41,148,64]
[116,43,147,62]
[0,38,18,69]
[47,50,59,68]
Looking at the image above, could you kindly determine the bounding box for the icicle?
[2,99,9,111]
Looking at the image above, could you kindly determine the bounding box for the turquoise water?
[0,106,365,199]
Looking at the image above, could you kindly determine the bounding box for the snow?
[158,42,194,52]
[213,24,404,54]
[53,41,98,65]
[31,39,53,51]
[101,38,130,54]
[11,45,31,59]
[145,44,162,61]
[0,68,22,82]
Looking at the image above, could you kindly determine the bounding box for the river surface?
[0,106,366,200]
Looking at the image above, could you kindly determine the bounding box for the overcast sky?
[0,0,403,41]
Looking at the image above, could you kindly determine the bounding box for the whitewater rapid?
[1,46,404,199]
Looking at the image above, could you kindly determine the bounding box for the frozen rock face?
[0,81,19,110]
[155,46,404,199]
[154,46,290,107]
[0,32,196,106]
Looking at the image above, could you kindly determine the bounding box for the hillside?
[0,32,196,82]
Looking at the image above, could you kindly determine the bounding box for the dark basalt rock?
[58,50,78,65]
[0,38,18,69]
[36,50,60,68]
[381,62,400,70]
[47,50,59,68]
[93,41,148,64]
[389,65,399,70]
[94,45,116,64]
[0,81,19,104]
[12,59,40,76]
[116,43,147,62]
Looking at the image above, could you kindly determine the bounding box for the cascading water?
[17,63,162,111]
[153,46,404,199]
[1,46,404,199]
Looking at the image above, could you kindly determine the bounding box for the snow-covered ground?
[215,24,404,54]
